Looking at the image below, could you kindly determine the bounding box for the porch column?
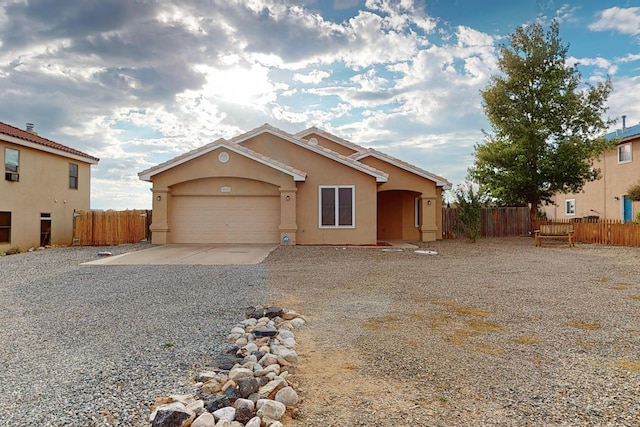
[279,188,297,245]
[420,196,438,242]
[150,187,170,244]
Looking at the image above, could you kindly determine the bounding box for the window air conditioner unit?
[6,173,19,181]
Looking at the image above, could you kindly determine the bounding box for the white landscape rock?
[275,386,299,406]
[256,399,286,421]
[212,406,235,421]
[191,411,216,427]
[151,305,307,427]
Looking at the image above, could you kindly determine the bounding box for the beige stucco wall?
[541,137,640,221]
[0,140,92,251]
[243,133,378,245]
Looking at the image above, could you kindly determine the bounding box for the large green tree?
[468,21,614,226]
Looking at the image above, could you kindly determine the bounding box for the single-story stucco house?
[138,124,451,245]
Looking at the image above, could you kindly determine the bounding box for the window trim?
[565,199,576,216]
[318,185,355,229]
[0,211,11,244]
[415,197,421,228]
[69,163,79,189]
[618,143,632,164]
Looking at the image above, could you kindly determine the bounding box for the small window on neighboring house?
[618,143,632,164]
[69,163,78,189]
[319,186,355,228]
[415,197,421,227]
[4,147,19,181]
[0,211,10,243]
[565,199,576,216]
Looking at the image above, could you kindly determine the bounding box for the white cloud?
[569,56,618,75]
[554,4,579,24]
[293,69,331,84]
[589,7,640,36]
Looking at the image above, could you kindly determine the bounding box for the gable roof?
[0,121,99,164]
[138,137,307,182]
[352,148,452,189]
[295,126,366,153]
[232,124,388,182]
[297,126,450,189]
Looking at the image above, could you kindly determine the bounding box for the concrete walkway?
[82,244,278,266]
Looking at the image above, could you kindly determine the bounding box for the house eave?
[0,133,99,164]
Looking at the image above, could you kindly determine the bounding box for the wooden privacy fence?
[73,210,151,246]
[442,207,531,239]
[534,219,640,247]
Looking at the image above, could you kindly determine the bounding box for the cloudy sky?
[1,0,639,209]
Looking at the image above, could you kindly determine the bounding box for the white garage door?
[169,196,280,243]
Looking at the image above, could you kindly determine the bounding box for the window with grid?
[69,163,79,189]
[319,186,354,228]
[618,143,632,164]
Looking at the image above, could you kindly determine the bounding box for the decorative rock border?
[150,306,305,427]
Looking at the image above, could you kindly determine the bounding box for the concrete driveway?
[82,244,278,265]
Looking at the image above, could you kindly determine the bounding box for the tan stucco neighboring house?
[139,124,451,245]
[1,121,99,251]
[542,120,640,222]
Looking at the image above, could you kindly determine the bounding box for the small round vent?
[308,137,318,145]
[218,151,230,163]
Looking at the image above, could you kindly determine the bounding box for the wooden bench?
[534,224,575,247]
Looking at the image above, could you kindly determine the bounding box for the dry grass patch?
[629,295,640,301]
[430,299,458,308]
[609,283,632,290]
[467,319,505,333]
[362,315,399,330]
[454,306,492,317]
[446,329,480,345]
[511,334,541,345]
[593,277,611,283]
[431,300,492,317]
[566,321,601,330]
[608,359,640,372]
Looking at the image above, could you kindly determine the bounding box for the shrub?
[627,181,640,201]
[453,183,486,243]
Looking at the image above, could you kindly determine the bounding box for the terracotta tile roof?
[0,121,99,163]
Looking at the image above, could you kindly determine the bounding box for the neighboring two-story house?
[542,119,640,222]
[1,121,99,251]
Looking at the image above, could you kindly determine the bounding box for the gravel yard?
[0,244,268,426]
[1,238,639,426]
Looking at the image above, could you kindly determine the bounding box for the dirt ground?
[263,238,640,427]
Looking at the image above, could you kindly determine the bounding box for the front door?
[623,196,633,223]
[40,213,51,246]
